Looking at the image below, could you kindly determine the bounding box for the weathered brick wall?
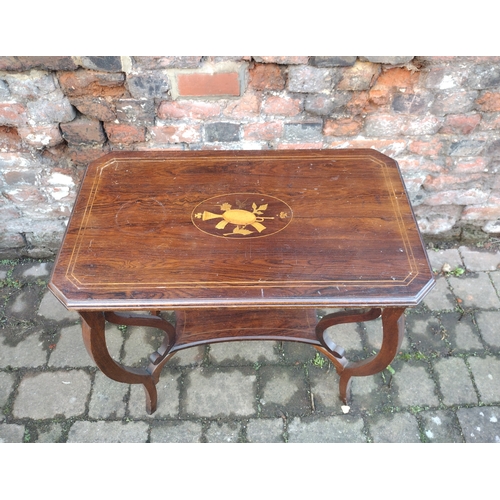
[1,56,500,258]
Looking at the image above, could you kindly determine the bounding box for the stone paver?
[2,246,500,442]
[13,370,91,419]
[433,357,478,406]
[456,407,500,443]
[287,415,366,443]
[449,274,500,309]
[67,421,149,443]
[468,356,500,403]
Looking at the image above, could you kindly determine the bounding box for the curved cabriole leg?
[79,311,175,414]
[314,308,382,374]
[338,307,405,404]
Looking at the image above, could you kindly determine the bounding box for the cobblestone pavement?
[1,245,499,443]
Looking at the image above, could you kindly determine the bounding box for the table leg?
[314,307,405,405]
[79,311,175,414]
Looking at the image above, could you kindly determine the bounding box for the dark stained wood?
[49,149,434,310]
[48,150,436,414]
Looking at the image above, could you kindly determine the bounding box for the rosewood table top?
[49,149,434,311]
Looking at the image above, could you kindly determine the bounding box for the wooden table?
[49,149,435,414]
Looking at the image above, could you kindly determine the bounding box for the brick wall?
[1,55,500,258]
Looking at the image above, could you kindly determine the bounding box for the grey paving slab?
[206,421,242,442]
[423,276,457,311]
[150,421,203,443]
[433,357,478,406]
[0,423,25,443]
[440,312,484,351]
[88,371,128,419]
[258,366,311,417]
[468,356,500,403]
[123,325,163,367]
[0,372,15,420]
[427,248,463,273]
[475,311,500,348]
[368,412,421,443]
[35,422,64,443]
[67,420,149,443]
[456,406,500,443]
[490,271,500,296]
[287,415,366,443]
[392,362,439,408]
[13,370,91,419]
[37,290,79,322]
[0,330,47,368]
[448,273,500,309]
[168,346,205,366]
[7,287,43,321]
[405,313,449,356]
[459,246,500,272]
[17,262,51,279]
[184,368,256,417]
[208,340,280,364]
[246,418,284,443]
[128,372,180,418]
[323,321,363,352]
[419,409,464,443]
[364,316,411,351]
[48,324,92,367]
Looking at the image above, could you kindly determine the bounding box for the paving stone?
[448,273,500,309]
[18,262,51,279]
[433,357,478,405]
[475,311,500,348]
[420,409,464,442]
[364,316,411,351]
[456,406,500,443]
[89,372,128,419]
[423,276,457,311]
[0,423,25,443]
[369,412,421,442]
[405,314,449,356]
[0,331,47,368]
[37,290,79,321]
[468,356,500,403]
[185,368,256,417]
[13,370,91,419]
[49,323,123,367]
[259,366,310,417]
[427,248,463,273]
[67,420,149,443]
[167,345,205,366]
[0,372,15,421]
[123,324,163,367]
[246,418,284,443]
[281,340,317,363]
[393,362,439,408]
[440,312,484,351]
[7,287,43,320]
[150,421,202,443]
[206,421,242,442]
[323,321,364,352]
[459,246,500,271]
[287,415,366,443]
[128,372,180,418]
[489,271,500,296]
[35,422,64,443]
[208,340,280,364]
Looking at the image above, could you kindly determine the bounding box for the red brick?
[223,94,261,118]
[0,103,28,126]
[149,124,201,144]
[323,118,363,136]
[18,125,64,148]
[397,157,444,173]
[253,56,309,65]
[337,62,380,91]
[3,186,46,204]
[346,92,377,115]
[403,115,443,135]
[68,145,110,166]
[462,203,500,220]
[327,139,407,157]
[58,70,127,98]
[249,63,285,90]
[454,157,489,173]
[277,143,323,149]
[0,126,24,151]
[261,95,301,116]
[0,56,78,71]
[479,114,500,131]
[373,67,420,91]
[423,173,483,191]
[476,91,500,112]
[157,100,221,120]
[439,114,481,135]
[177,72,241,97]
[243,122,283,141]
[368,88,391,106]
[408,139,445,156]
[104,123,146,144]
[61,117,106,145]
[70,97,117,122]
